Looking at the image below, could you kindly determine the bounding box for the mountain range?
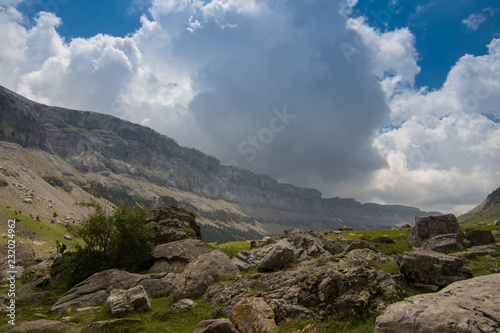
[0,86,439,242]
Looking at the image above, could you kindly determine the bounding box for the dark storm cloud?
[184,0,389,191]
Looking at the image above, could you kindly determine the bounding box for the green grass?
[277,313,377,333]
[211,240,251,258]
[0,205,80,256]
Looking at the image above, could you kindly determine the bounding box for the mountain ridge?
[0,86,439,239]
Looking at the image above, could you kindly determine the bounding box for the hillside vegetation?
[458,187,500,225]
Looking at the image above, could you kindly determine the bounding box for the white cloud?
[462,7,497,31]
[1,0,500,217]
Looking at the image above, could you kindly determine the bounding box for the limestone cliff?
[0,86,438,236]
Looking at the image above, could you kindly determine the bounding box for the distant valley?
[0,86,440,242]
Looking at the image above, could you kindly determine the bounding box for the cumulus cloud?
[1,0,500,215]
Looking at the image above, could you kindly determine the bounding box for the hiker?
[55,240,66,253]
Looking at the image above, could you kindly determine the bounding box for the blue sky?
[1,0,500,215]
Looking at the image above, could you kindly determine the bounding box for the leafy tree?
[65,201,154,286]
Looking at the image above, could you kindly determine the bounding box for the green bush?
[65,201,154,286]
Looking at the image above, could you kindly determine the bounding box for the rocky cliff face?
[0,86,437,234]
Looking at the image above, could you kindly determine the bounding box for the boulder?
[172,250,239,301]
[63,235,72,241]
[193,318,240,333]
[464,228,495,245]
[258,240,297,272]
[50,252,72,283]
[400,223,412,229]
[146,206,201,245]
[51,269,172,313]
[170,298,197,313]
[107,285,150,316]
[344,239,379,254]
[233,297,278,333]
[421,233,465,253]
[493,230,500,237]
[397,250,473,289]
[407,214,463,248]
[375,274,500,333]
[490,219,500,226]
[150,239,209,272]
[18,291,49,305]
[8,319,67,333]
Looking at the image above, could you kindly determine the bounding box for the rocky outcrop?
[407,214,464,248]
[86,318,141,331]
[205,258,403,321]
[146,206,201,245]
[150,239,209,273]
[50,269,174,313]
[232,297,278,333]
[172,250,239,301]
[0,244,35,280]
[193,319,240,333]
[170,299,197,313]
[258,240,297,272]
[397,251,473,289]
[375,274,500,333]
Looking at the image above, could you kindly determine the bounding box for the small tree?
[65,201,154,286]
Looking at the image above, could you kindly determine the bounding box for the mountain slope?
[0,86,438,240]
[458,187,500,224]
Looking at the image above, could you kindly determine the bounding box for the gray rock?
[375,274,500,333]
[205,259,404,321]
[8,320,67,332]
[397,250,473,288]
[18,291,49,305]
[407,214,463,248]
[193,318,239,333]
[51,269,171,313]
[172,250,239,301]
[170,298,197,313]
[50,252,72,284]
[258,240,297,272]
[490,220,500,226]
[150,239,209,273]
[465,228,495,245]
[344,239,379,253]
[421,233,465,253]
[492,230,500,237]
[146,206,201,245]
[0,245,35,281]
[107,285,150,316]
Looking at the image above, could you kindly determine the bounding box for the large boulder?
[258,240,297,272]
[407,214,464,248]
[397,250,473,289]
[172,250,239,301]
[464,229,495,246]
[150,239,209,273]
[375,274,500,333]
[145,206,201,245]
[233,297,278,333]
[51,269,174,313]
[421,233,465,253]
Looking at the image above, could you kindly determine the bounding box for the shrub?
[65,201,154,286]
